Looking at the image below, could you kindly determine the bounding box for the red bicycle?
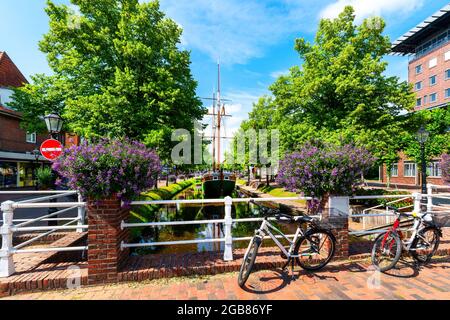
[371,206,442,272]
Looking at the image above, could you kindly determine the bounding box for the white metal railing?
[121,196,313,261]
[0,190,87,277]
[348,184,450,236]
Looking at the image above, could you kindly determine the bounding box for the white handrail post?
[223,196,233,261]
[76,192,85,233]
[426,183,433,213]
[412,192,421,213]
[0,201,16,277]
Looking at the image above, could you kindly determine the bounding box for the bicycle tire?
[294,228,336,271]
[238,237,261,288]
[371,231,402,272]
[410,226,441,263]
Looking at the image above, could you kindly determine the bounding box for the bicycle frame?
[381,214,429,252]
[250,218,304,259]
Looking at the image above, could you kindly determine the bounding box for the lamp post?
[44,113,63,140]
[32,148,40,190]
[43,112,63,226]
[416,126,429,210]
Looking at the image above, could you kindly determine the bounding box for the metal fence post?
[223,196,233,261]
[76,193,85,233]
[0,201,16,277]
[412,192,421,213]
[426,183,433,213]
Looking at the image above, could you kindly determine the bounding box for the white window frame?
[390,163,398,177]
[415,64,422,74]
[445,51,450,61]
[429,57,437,68]
[445,88,450,99]
[415,81,422,90]
[26,132,36,144]
[427,161,441,177]
[416,97,422,107]
[404,162,417,177]
[430,92,437,102]
[429,75,437,86]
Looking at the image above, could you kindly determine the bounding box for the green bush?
[35,167,55,189]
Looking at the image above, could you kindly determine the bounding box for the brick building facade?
[382,5,450,187]
[0,51,49,189]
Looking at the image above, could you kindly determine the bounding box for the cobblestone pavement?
[3,256,450,300]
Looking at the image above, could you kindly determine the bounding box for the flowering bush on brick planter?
[276,140,375,209]
[441,154,450,185]
[52,138,161,201]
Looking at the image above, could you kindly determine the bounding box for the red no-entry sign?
[40,139,63,161]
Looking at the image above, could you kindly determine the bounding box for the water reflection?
[131,187,295,256]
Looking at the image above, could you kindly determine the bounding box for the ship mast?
[216,63,221,171]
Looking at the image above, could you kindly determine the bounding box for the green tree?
[9,0,205,160]
[241,6,415,167]
[403,107,450,163]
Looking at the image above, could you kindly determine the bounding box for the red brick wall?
[381,152,446,186]
[0,111,47,153]
[409,42,450,110]
[87,196,130,285]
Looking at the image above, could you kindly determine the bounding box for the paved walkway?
[3,256,450,300]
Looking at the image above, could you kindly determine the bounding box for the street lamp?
[44,113,63,139]
[416,126,429,209]
[32,148,40,190]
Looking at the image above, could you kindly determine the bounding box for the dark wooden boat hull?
[202,179,236,199]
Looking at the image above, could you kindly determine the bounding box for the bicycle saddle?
[275,213,313,224]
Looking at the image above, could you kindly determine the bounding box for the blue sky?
[1,0,449,142]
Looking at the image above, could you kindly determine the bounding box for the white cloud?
[320,0,424,22]
[159,0,319,65]
[270,69,289,79]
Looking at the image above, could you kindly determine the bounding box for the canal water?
[130,185,298,255]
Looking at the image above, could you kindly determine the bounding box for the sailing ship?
[202,64,236,199]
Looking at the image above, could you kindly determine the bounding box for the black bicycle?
[238,200,336,288]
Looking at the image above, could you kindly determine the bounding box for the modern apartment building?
[381,4,450,187]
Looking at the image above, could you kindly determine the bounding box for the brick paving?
[1,228,449,296]
[3,256,450,300]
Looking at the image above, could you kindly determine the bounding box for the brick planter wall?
[321,196,349,259]
[87,195,130,285]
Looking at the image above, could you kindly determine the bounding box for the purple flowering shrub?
[52,138,161,200]
[276,140,375,198]
[441,154,450,185]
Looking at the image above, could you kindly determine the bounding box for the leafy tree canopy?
[9,0,205,161]
[235,6,415,168]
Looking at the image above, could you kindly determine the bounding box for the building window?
[429,93,437,103]
[429,57,437,68]
[429,75,437,86]
[415,64,422,74]
[446,69,450,80]
[445,89,450,98]
[404,162,416,177]
[427,161,441,177]
[423,95,428,104]
[26,132,36,144]
[390,163,398,177]
[446,51,450,61]
[415,81,422,90]
[416,97,422,107]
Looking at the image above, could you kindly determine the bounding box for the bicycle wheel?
[371,231,402,272]
[294,228,335,271]
[410,226,441,263]
[238,237,261,288]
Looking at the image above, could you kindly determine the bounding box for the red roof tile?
[0,51,28,88]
